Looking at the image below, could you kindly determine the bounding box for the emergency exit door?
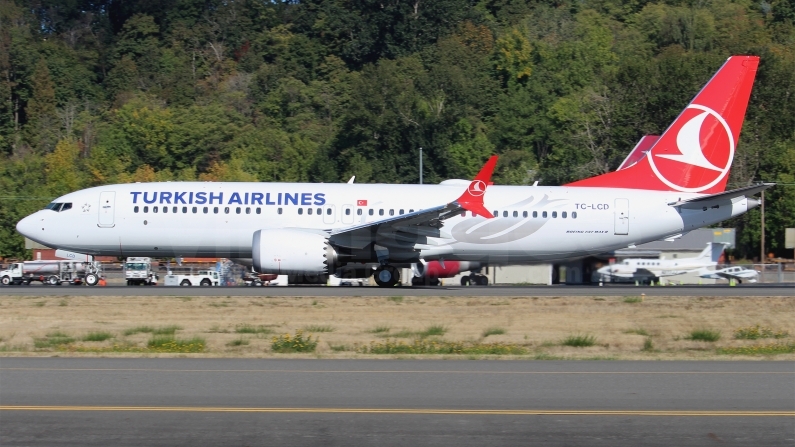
[98,191,116,227]
[614,198,629,235]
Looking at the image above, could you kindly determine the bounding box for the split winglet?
[454,155,498,219]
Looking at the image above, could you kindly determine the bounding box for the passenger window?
[409,209,414,213]
[143,206,149,213]
[214,207,218,214]
[552,211,557,218]
[278,208,283,214]
[503,211,508,217]
[308,208,313,215]
[173,206,177,213]
[134,206,139,213]
[256,208,261,214]
[369,209,374,216]
[389,209,394,216]
[523,211,528,218]
[399,209,404,215]
[246,207,251,214]
[317,208,321,215]
[572,212,577,219]
[182,207,187,213]
[203,207,208,214]
[162,206,168,214]
[357,209,362,215]
[513,211,518,218]
[533,211,538,218]
[224,207,230,214]
[542,211,547,218]
[326,208,332,215]
[153,206,158,213]
[493,210,498,217]
[345,208,351,216]
[562,211,567,218]
[236,207,241,214]
[298,208,303,215]
[192,207,197,213]
[379,209,384,216]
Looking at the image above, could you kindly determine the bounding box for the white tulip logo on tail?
[468,180,487,197]
[649,104,734,193]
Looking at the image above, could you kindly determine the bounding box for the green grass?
[34,331,75,349]
[303,325,335,333]
[686,328,721,342]
[642,337,654,352]
[147,336,205,353]
[623,328,650,336]
[418,325,447,338]
[123,326,155,336]
[360,339,527,355]
[271,330,318,353]
[367,325,391,334]
[562,334,597,347]
[733,325,789,340]
[482,327,506,337]
[227,338,249,347]
[82,331,113,342]
[387,329,417,338]
[59,299,68,306]
[234,324,273,334]
[329,344,352,352]
[623,296,643,303]
[717,343,795,356]
[387,296,403,303]
[33,301,46,307]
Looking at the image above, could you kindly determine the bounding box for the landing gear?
[461,274,488,286]
[374,265,400,287]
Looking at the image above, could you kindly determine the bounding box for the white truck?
[125,257,159,286]
[164,270,221,286]
[0,260,103,286]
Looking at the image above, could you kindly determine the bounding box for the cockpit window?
[44,202,72,212]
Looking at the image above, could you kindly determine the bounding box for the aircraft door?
[323,205,336,225]
[98,191,116,228]
[614,198,629,235]
[341,204,354,224]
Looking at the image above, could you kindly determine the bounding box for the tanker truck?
[0,260,103,286]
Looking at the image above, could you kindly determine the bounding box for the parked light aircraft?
[597,242,728,284]
[15,56,774,287]
[699,265,759,283]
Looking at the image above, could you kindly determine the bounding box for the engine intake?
[252,229,337,275]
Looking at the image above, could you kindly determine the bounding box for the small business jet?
[699,265,759,283]
[597,242,728,284]
[16,56,773,286]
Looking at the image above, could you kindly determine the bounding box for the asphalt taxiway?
[0,283,792,297]
[1,358,793,446]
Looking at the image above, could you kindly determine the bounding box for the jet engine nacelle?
[252,229,338,275]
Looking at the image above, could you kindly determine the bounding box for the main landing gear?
[374,265,400,287]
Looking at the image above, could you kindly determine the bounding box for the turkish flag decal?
[357,200,367,206]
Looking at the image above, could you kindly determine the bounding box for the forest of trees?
[0,0,793,260]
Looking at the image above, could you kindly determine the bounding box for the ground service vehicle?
[0,260,103,286]
[16,56,772,287]
[164,270,220,286]
[125,257,158,285]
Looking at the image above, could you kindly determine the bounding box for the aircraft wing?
[329,156,498,251]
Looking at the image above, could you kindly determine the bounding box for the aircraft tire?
[461,276,470,286]
[374,266,399,287]
[476,276,489,286]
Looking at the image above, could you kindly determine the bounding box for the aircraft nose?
[16,214,37,239]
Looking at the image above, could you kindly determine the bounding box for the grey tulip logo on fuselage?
[450,195,568,245]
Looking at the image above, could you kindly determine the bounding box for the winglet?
[455,155,498,219]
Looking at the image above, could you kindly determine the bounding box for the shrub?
[388,296,403,303]
[623,296,643,303]
[562,334,597,347]
[235,324,272,334]
[152,325,182,335]
[687,329,721,342]
[360,339,527,355]
[271,330,318,353]
[642,338,654,352]
[147,336,205,353]
[368,325,391,334]
[34,332,75,348]
[717,343,795,356]
[303,325,334,333]
[123,326,155,336]
[418,325,447,338]
[733,325,788,340]
[227,338,249,347]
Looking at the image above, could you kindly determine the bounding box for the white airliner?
[597,242,728,284]
[15,56,774,287]
[699,265,759,283]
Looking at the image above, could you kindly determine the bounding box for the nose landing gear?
[374,265,400,287]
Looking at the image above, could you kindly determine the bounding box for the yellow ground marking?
[0,406,793,416]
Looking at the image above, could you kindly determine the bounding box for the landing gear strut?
[374,265,400,287]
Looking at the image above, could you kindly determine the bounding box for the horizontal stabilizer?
[668,183,774,208]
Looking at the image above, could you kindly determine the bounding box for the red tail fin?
[568,56,759,194]
[456,155,498,218]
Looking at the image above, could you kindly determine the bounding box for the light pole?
[419,147,423,185]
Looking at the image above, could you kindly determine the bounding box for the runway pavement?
[1,358,793,446]
[0,283,792,297]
